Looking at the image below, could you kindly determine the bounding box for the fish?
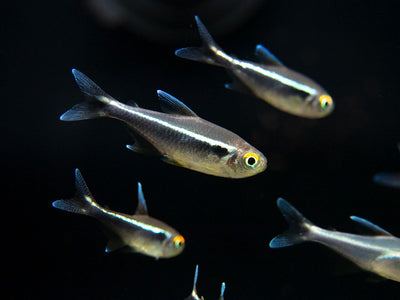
[60,69,267,178]
[269,198,400,282]
[52,169,185,259]
[184,265,226,300]
[175,16,334,119]
[373,143,400,189]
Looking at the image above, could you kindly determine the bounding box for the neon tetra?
[176,16,334,118]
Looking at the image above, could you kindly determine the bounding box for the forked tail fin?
[60,69,113,121]
[175,16,232,68]
[52,169,100,217]
[269,198,315,248]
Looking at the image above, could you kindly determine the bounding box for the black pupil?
[247,157,256,165]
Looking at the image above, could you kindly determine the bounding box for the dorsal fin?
[350,216,394,237]
[157,90,198,117]
[135,182,148,215]
[184,265,203,300]
[254,44,284,67]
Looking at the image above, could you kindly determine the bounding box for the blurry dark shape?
[85,0,266,44]
[373,143,400,189]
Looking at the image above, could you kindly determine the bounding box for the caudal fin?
[60,69,113,121]
[175,16,231,68]
[269,198,315,248]
[52,169,100,216]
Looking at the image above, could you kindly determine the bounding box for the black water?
[3,0,399,299]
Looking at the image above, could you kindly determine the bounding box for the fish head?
[161,234,186,258]
[226,146,267,178]
[309,93,335,118]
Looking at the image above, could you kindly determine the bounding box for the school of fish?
[53,14,399,299]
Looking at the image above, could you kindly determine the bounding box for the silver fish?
[60,69,267,178]
[270,198,400,282]
[373,143,400,189]
[175,16,334,119]
[52,169,185,259]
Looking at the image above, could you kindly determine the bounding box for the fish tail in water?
[60,69,113,121]
[52,169,101,216]
[269,198,315,248]
[175,16,231,68]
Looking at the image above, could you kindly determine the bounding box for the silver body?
[175,16,334,118]
[229,61,331,118]
[53,170,185,259]
[61,69,267,178]
[104,100,265,178]
[270,198,400,282]
[307,224,400,281]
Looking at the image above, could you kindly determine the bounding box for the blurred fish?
[52,169,185,259]
[373,143,400,189]
[84,0,265,44]
[175,16,334,118]
[185,265,226,300]
[270,198,400,282]
[61,69,267,178]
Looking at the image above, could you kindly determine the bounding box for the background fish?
[52,169,185,259]
[373,143,400,189]
[175,16,334,118]
[270,198,400,282]
[60,69,267,178]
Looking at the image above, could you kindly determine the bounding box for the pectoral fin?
[125,128,161,156]
[105,235,126,253]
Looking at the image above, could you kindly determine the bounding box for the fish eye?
[319,95,333,109]
[173,235,185,248]
[243,152,259,168]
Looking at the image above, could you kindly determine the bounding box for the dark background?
[3,0,399,299]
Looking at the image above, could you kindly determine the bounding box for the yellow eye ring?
[173,235,185,248]
[319,95,332,108]
[243,153,259,168]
